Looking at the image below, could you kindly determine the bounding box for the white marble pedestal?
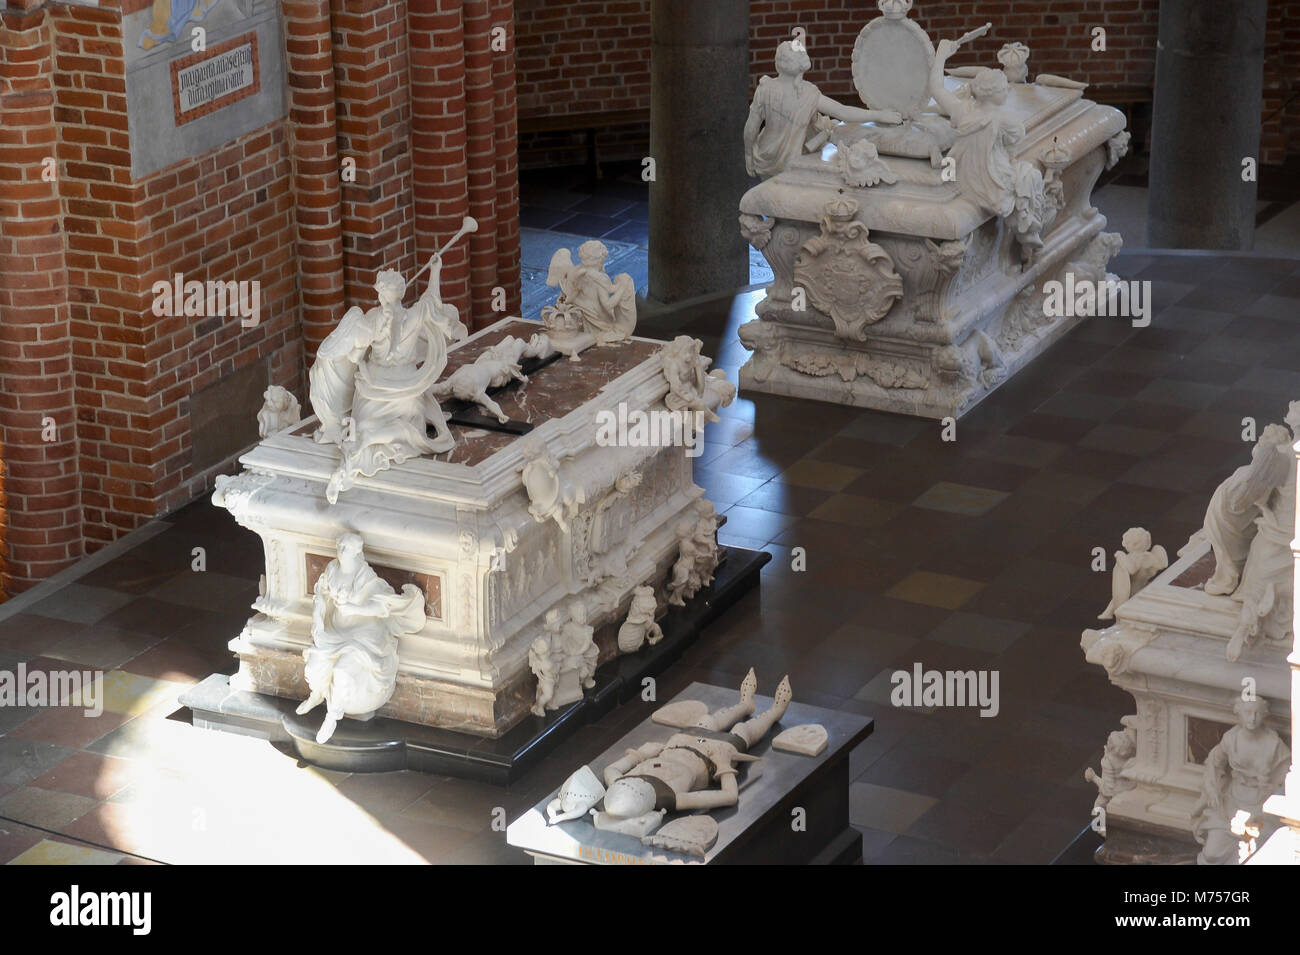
[738,80,1128,419]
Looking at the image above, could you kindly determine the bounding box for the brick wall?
[515,0,1300,167]
[0,5,80,589]
[0,0,522,598]
[128,127,302,525]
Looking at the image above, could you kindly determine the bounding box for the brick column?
[407,0,472,321]
[284,0,347,360]
[491,0,520,316]
[463,0,499,323]
[330,0,417,308]
[0,7,80,596]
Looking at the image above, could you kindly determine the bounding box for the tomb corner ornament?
[793,197,903,341]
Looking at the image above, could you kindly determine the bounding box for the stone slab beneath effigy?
[506,682,872,864]
[189,317,751,748]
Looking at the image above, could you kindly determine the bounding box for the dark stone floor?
[1,250,1299,864]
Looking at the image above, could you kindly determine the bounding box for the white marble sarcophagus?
[1082,541,1292,863]
[1082,409,1297,863]
[738,1,1130,419]
[212,319,731,739]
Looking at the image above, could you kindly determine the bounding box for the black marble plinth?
[180,545,770,784]
[1051,815,1200,865]
[1092,815,1200,865]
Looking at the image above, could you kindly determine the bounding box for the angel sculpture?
[528,602,598,716]
[1184,423,1295,598]
[1225,416,1297,662]
[430,334,554,424]
[834,139,897,189]
[310,219,476,502]
[661,335,733,425]
[1083,718,1137,812]
[930,28,1047,261]
[295,533,426,745]
[544,240,637,345]
[691,500,721,589]
[256,385,300,438]
[1098,527,1167,621]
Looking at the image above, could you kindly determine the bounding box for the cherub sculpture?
[1099,527,1167,621]
[691,500,721,590]
[666,518,706,607]
[744,40,901,180]
[256,385,300,438]
[310,220,475,502]
[544,240,637,345]
[529,602,599,716]
[1191,698,1289,865]
[528,612,562,717]
[617,585,663,653]
[660,336,734,426]
[563,601,599,691]
[295,533,426,744]
[430,334,553,424]
[1084,718,1137,812]
[835,138,898,189]
[588,669,792,841]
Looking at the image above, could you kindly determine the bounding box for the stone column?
[647,0,750,303]
[1147,0,1267,250]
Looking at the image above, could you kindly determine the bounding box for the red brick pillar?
[0,8,81,597]
[463,0,499,323]
[408,0,472,323]
[491,0,521,316]
[330,0,417,306]
[284,0,347,361]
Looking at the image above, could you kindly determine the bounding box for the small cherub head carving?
[577,239,609,268]
[1120,527,1152,554]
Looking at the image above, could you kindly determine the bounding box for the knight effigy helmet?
[545,765,606,825]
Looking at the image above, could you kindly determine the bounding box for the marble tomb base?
[182,318,756,772]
